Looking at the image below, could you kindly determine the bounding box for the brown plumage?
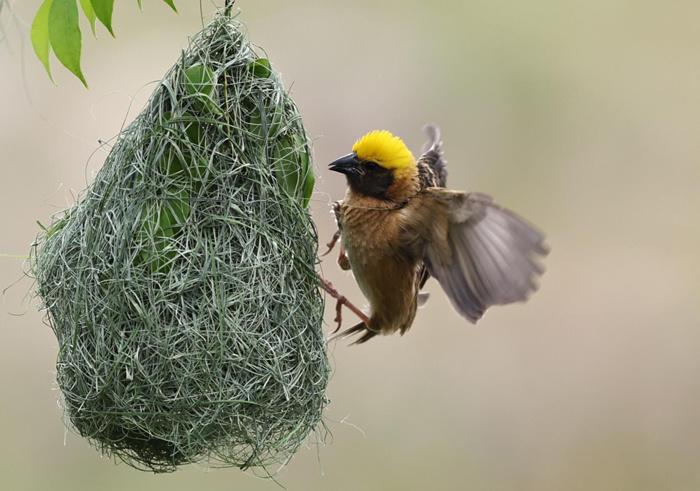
[328,125,548,343]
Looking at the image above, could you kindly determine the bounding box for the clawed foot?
[322,230,341,257]
[337,245,351,270]
[323,229,351,271]
[318,277,370,335]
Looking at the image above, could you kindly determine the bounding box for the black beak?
[329,153,361,176]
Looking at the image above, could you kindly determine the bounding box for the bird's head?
[329,130,417,200]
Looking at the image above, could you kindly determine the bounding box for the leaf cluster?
[31,0,177,86]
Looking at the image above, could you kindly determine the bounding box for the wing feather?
[416,124,448,189]
[409,189,548,322]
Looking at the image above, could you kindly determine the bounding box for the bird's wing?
[415,124,447,292]
[402,188,549,322]
[417,124,448,189]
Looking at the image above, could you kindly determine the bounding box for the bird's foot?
[322,230,341,257]
[318,277,370,334]
[337,245,351,270]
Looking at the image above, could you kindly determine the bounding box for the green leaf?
[158,145,185,178]
[295,134,314,208]
[49,0,87,87]
[90,0,114,36]
[184,64,214,97]
[244,95,284,140]
[161,0,177,12]
[273,135,303,200]
[46,217,68,238]
[272,132,314,207]
[33,0,178,84]
[265,106,285,138]
[184,120,204,145]
[137,199,185,273]
[31,0,54,80]
[302,166,315,209]
[249,58,272,78]
[37,216,68,238]
[79,0,96,34]
[184,64,220,114]
[165,189,190,227]
[157,206,175,238]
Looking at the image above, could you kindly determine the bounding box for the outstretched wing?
[403,188,549,322]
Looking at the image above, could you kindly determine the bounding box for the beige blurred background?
[1,1,699,490]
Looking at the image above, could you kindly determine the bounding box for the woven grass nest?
[30,12,329,473]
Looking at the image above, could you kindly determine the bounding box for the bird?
[326,125,549,344]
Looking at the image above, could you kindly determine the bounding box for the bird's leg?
[324,200,352,269]
[322,229,341,256]
[318,277,370,333]
[323,201,346,258]
[322,228,351,270]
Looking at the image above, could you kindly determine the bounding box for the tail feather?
[417,291,430,306]
[327,321,378,345]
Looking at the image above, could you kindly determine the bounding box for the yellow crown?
[352,130,415,170]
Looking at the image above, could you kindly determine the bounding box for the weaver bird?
[326,126,548,343]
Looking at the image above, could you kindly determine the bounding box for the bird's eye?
[365,161,380,171]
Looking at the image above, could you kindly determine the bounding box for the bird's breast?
[338,200,420,333]
[339,202,404,259]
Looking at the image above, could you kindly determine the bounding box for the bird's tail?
[327,321,377,345]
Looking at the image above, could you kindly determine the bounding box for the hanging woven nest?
[30,12,329,473]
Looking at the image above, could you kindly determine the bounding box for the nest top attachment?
[31,13,328,473]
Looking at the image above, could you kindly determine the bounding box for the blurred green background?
[1,1,699,490]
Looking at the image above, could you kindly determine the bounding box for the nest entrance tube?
[31,13,329,473]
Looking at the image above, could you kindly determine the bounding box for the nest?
[30,13,329,473]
